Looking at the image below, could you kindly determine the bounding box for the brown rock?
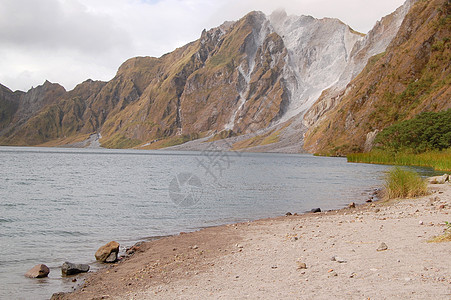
[95,241,120,262]
[25,264,50,278]
[348,202,356,208]
[296,260,307,269]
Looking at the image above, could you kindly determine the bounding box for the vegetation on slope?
[304,0,451,156]
[348,110,451,171]
[373,110,450,153]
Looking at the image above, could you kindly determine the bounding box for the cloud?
[0,0,132,91]
[0,0,406,92]
[212,0,406,33]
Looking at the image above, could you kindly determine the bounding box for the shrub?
[375,109,451,153]
[384,167,428,199]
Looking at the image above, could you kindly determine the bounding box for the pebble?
[332,256,347,263]
[296,261,307,270]
[377,242,388,251]
[192,245,199,250]
[419,220,424,225]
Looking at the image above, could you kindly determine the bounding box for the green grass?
[347,148,451,171]
[383,167,428,200]
[101,134,142,149]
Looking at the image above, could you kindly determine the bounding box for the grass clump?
[384,167,428,199]
[429,222,451,243]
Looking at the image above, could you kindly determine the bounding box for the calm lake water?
[0,147,438,299]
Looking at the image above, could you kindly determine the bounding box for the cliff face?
[303,0,451,155]
[0,1,423,150]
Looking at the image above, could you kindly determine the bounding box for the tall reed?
[347,148,451,171]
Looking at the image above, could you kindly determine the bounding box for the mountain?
[1,0,439,153]
[303,0,450,155]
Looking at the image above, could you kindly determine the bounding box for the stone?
[50,292,67,300]
[329,271,338,277]
[377,242,388,251]
[61,262,90,276]
[106,252,118,263]
[419,220,424,225]
[348,202,356,209]
[285,212,292,216]
[296,261,307,269]
[311,208,321,213]
[332,256,347,263]
[429,174,449,184]
[366,199,373,203]
[95,241,120,263]
[25,264,50,278]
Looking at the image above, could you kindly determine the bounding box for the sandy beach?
[54,181,451,300]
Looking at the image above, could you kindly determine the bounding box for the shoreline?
[53,182,450,299]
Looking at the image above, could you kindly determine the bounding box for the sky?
[0,0,405,92]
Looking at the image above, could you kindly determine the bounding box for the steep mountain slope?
[0,1,413,149]
[303,0,451,155]
[0,84,20,132]
[0,80,107,145]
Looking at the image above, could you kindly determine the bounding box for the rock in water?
[377,242,388,251]
[25,264,50,278]
[95,241,120,262]
[311,208,321,213]
[61,262,90,275]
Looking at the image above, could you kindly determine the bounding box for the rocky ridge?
[0,0,425,152]
[304,0,451,155]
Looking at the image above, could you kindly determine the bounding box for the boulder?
[25,264,50,278]
[95,241,120,263]
[105,252,118,263]
[61,262,90,275]
[311,208,321,213]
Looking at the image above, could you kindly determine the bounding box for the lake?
[0,147,437,299]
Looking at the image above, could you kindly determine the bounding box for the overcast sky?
[0,0,405,92]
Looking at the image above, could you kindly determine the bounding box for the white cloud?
[0,0,405,92]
